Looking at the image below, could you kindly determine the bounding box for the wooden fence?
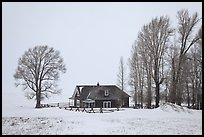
[40,102,123,113]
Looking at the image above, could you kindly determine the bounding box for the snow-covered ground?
[2,90,202,135]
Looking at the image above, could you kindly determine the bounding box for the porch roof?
[82,99,95,103]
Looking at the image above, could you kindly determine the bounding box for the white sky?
[2,2,202,101]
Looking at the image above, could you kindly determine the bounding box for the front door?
[103,101,111,108]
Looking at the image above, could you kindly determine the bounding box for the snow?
[2,90,202,135]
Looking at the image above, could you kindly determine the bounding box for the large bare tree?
[129,41,147,109]
[170,9,201,105]
[14,45,66,108]
[138,39,153,109]
[128,42,142,108]
[137,16,174,108]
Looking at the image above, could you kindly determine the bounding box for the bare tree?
[137,37,153,109]
[170,9,201,105]
[129,41,146,109]
[14,45,66,108]
[128,43,139,108]
[137,60,145,108]
[189,45,202,109]
[137,16,174,108]
[117,56,127,91]
[168,36,180,105]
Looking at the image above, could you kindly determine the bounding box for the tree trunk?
[147,75,152,109]
[186,81,190,108]
[35,92,41,108]
[195,80,199,110]
[192,82,195,108]
[154,61,160,108]
[134,86,137,108]
[141,89,143,109]
[155,82,160,108]
[169,57,176,104]
[140,66,144,109]
[170,80,176,104]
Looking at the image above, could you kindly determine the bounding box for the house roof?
[70,85,130,100]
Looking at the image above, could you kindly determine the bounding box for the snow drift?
[159,102,193,113]
[2,91,202,135]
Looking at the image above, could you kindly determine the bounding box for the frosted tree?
[117,56,127,91]
[128,43,139,108]
[14,45,66,108]
[137,38,153,109]
[129,41,146,109]
[169,9,201,105]
[137,16,174,108]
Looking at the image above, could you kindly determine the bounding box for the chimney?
[97,82,99,86]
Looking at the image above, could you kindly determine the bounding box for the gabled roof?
[70,85,130,100]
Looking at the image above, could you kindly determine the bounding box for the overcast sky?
[2,2,202,101]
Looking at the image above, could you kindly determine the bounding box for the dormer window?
[104,90,109,96]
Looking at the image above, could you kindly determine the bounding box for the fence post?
[100,107,103,113]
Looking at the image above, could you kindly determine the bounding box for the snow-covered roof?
[82,99,95,103]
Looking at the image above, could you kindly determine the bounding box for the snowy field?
[2,91,202,135]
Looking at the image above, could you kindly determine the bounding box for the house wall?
[95,98,129,108]
[122,97,129,107]
[73,98,129,108]
[95,100,118,108]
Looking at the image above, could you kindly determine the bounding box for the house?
[69,83,130,108]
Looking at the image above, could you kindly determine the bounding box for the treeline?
[117,9,202,109]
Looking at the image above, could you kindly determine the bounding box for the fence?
[41,102,69,108]
[40,102,124,113]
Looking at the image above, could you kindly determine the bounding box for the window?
[104,90,109,96]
